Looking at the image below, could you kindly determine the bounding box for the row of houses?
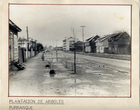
[95,32,130,54]
[9,19,44,71]
[62,31,131,55]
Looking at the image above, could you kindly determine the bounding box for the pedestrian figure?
[42,52,44,61]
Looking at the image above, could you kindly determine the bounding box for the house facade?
[84,41,91,52]
[85,35,100,53]
[9,19,22,65]
[108,32,131,54]
[95,35,111,53]
[95,32,131,54]
[18,38,28,63]
[18,38,28,49]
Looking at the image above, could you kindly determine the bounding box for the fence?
[18,47,26,63]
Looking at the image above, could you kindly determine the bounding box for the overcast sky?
[10,5,131,47]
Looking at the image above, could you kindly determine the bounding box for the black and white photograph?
[9,4,131,97]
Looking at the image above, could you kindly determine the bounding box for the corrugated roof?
[108,32,130,42]
[113,32,127,40]
[96,32,125,42]
[9,19,22,32]
[85,35,100,42]
[102,35,112,41]
[85,36,94,42]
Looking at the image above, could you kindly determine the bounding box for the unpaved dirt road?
[9,51,130,97]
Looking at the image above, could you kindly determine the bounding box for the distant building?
[85,35,100,53]
[18,37,28,49]
[9,19,22,65]
[63,37,79,51]
[95,35,111,53]
[95,32,131,54]
[28,39,37,57]
[48,45,53,50]
[73,41,84,52]
[37,43,44,52]
[55,46,63,51]
[18,37,38,61]
[63,39,66,50]
[108,32,130,54]
[18,38,28,63]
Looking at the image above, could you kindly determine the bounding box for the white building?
[63,37,79,51]
[18,38,28,48]
[18,37,37,60]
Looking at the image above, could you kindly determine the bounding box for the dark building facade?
[108,32,131,54]
[9,19,22,65]
[85,35,100,53]
[74,41,84,52]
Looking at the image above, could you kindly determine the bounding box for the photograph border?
[8,3,132,98]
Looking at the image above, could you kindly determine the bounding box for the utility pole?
[64,37,66,51]
[72,28,76,74]
[26,26,29,59]
[35,40,37,55]
[26,26,29,41]
[80,26,85,54]
[56,40,58,61]
[53,41,54,50]
[23,37,24,47]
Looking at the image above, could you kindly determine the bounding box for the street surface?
[9,51,130,96]
[63,52,130,72]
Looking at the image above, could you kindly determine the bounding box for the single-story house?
[9,19,22,65]
[95,35,111,53]
[85,35,100,53]
[108,32,131,54]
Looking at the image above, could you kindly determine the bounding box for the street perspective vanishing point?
[9,4,131,97]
